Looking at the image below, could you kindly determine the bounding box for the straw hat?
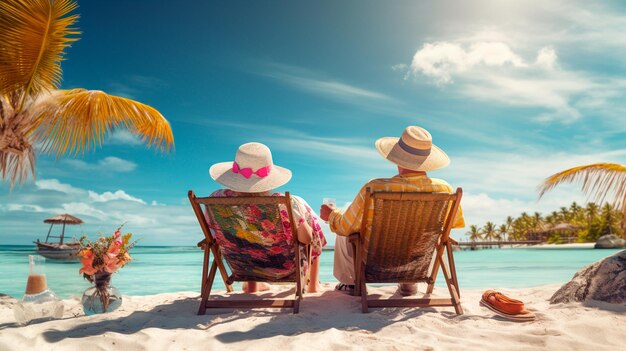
[375,126,450,171]
[209,142,292,193]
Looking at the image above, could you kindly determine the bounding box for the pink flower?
[104,253,120,273]
[108,240,122,256]
[247,205,262,218]
[113,229,121,240]
[79,249,96,275]
[261,219,275,231]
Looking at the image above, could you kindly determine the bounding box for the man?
[320,125,464,296]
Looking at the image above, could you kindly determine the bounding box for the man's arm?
[326,185,368,237]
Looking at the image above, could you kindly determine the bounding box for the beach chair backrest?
[196,194,301,282]
[362,189,462,283]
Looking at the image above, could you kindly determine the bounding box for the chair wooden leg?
[200,245,210,294]
[446,242,461,298]
[360,269,368,313]
[352,241,361,297]
[293,286,301,314]
[439,255,463,315]
[212,247,233,292]
[428,244,444,294]
[198,255,218,315]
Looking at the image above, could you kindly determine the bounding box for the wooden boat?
[34,214,83,260]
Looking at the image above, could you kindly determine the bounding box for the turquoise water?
[0,245,622,299]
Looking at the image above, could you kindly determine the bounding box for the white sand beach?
[1,284,625,351]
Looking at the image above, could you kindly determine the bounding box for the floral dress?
[206,189,326,283]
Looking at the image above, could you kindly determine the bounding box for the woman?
[208,142,326,293]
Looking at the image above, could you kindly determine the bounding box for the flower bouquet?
[78,226,135,314]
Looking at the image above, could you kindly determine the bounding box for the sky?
[2,0,626,246]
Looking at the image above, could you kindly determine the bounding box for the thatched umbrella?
[43,214,83,244]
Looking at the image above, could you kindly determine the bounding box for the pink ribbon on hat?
[232,162,272,179]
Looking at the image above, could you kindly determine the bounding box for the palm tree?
[539,163,626,231]
[532,212,543,229]
[482,221,497,242]
[497,224,508,242]
[585,203,599,229]
[600,203,619,236]
[0,0,174,187]
[467,225,482,242]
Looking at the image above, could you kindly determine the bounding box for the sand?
[1,284,625,351]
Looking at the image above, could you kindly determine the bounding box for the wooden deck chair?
[188,190,306,314]
[350,187,463,314]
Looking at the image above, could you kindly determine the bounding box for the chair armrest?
[197,238,207,249]
[449,238,459,245]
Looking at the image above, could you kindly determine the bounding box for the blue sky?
[2,0,626,245]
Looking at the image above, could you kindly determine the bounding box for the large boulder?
[550,250,626,304]
[594,234,626,249]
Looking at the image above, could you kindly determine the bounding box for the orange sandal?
[480,290,536,322]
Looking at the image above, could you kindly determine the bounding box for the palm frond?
[538,163,626,210]
[31,89,174,156]
[0,0,80,109]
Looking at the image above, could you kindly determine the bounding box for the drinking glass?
[323,198,336,207]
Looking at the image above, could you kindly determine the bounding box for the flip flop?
[480,290,536,322]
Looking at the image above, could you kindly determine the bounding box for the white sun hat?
[375,126,450,171]
[209,142,292,193]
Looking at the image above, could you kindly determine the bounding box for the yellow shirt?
[328,173,465,237]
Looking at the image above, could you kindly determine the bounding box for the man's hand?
[319,203,337,221]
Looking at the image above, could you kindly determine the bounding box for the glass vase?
[81,272,122,315]
[13,255,64,325]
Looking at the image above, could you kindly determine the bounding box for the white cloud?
[401,39,624,123]
[188,119,388,171]
[535,47,558,69]
[106,129,142,146]
[108,75,167,99]
[266,68,395,102]
[5,204,46,212]
[61,202,108,221]
[439,148,626,198]
[267,136,383,167]
[35,179,82,194]
[88,190,146,204]
[409,41,526,84]
[0,179,198,245]
[256,62,408,117]
[395,1,626,125]
[63,156,137,173]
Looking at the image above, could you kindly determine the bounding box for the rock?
[594,234,626,249]
[550,250,626,304]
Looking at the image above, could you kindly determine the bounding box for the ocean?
[0,245,622,299]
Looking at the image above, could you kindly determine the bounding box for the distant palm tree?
[585,202,599,229]
[0,0,174,187]
[467,225,482,242]
[482,222,497,242]
[539,163,626,230]
[532,212,543,228]
[601,203,619,235]
[497,224,508,242]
